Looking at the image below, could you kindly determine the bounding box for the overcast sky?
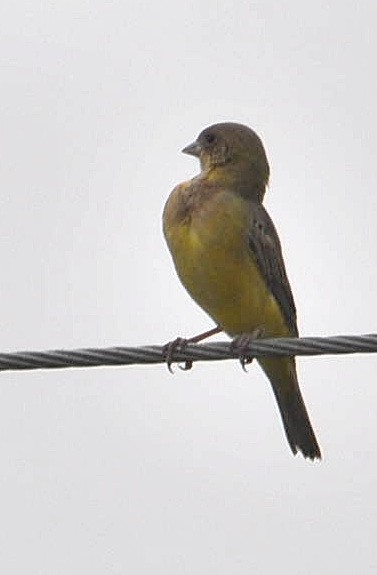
[1,2,377,573]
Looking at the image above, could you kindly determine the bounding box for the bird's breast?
[163,180,283,335]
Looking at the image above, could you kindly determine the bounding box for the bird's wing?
[248,202,298,336]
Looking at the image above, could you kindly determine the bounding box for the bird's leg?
[230,327,265,372]
[163,325,223,373]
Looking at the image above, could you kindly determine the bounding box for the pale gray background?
[1,1,377,573]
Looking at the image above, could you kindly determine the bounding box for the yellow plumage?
[163,122,321,459]
[164,182,289,338]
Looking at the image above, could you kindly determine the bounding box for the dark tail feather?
[271,377,321,460]
[259,358,321,460]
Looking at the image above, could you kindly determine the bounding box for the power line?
[0,333,376,373]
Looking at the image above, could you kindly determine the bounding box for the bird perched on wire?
[162,122,321,460]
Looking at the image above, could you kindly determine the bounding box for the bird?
[162,122,321,460]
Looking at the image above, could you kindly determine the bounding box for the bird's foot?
[162,337,193,373]
[163,326,222,373]
[230,327,265,372]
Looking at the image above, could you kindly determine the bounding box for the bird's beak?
[182,140,201,157]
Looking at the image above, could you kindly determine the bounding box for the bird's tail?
[258,357,321,460]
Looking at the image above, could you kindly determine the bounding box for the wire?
[0,333,376,372]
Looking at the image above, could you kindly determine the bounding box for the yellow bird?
[163,122,321,460]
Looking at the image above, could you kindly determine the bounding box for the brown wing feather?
[248,202,298,336]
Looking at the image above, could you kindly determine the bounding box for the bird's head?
[182,122,270,201]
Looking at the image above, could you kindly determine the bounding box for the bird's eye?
[204,133,215,144]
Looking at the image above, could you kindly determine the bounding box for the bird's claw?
[230,328,265,372]
[240,355,254,373]
[162,337,193,373]
[179,359,193,371]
